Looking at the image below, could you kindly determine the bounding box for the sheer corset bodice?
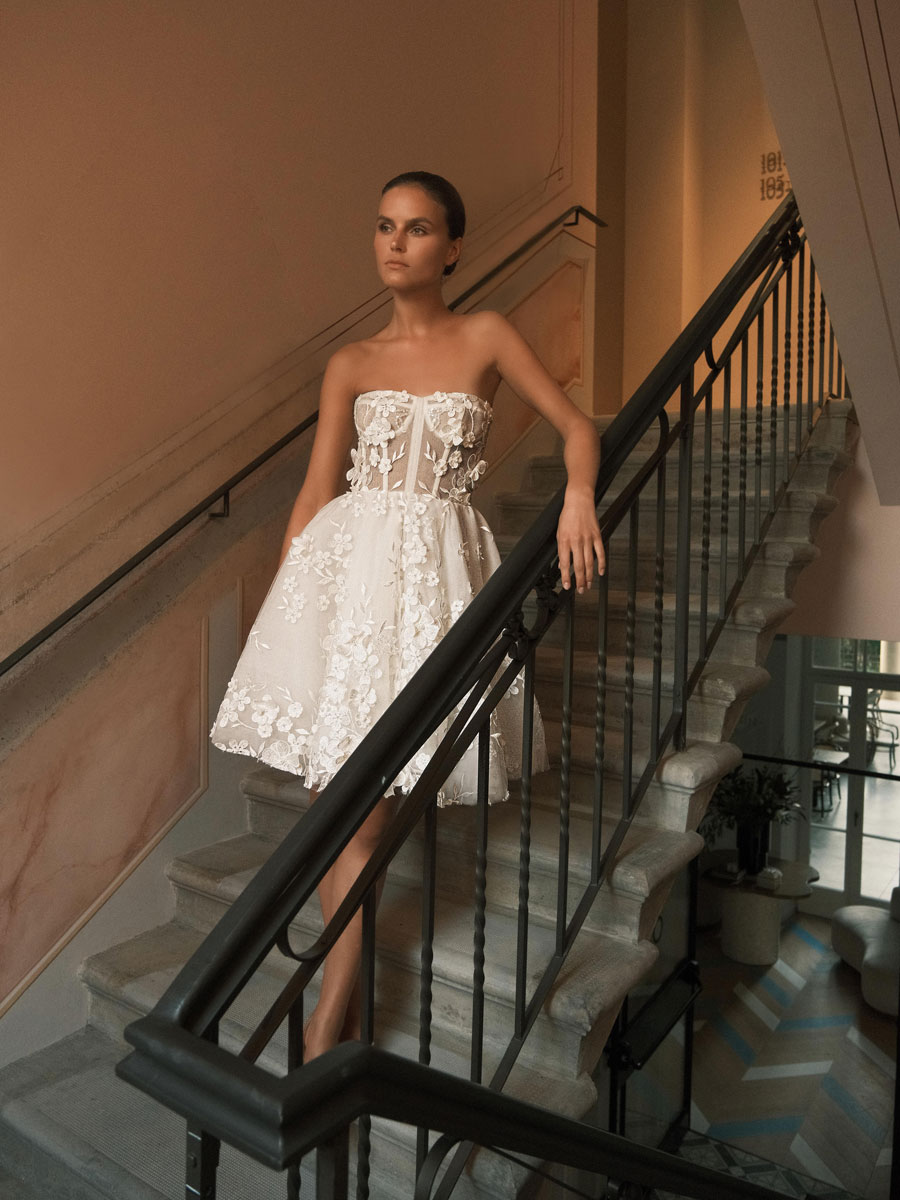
[210,383,549,805]
[346,390,493,504]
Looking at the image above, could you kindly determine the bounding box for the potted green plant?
[700,765,804,875]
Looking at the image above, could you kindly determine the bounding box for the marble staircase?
[0,398,858,1199]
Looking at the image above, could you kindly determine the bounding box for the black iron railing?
[117,191,850,1198]
[0,205,604,679]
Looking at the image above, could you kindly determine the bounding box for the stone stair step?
[497,529,819,597]
[80,900,654,1101]
[524,585,794,666]
[532,646,769,741]
[582,397,855,449]
[0,1167,43,1200]
[525,443,851,497]
[0,1025,408,1200]
[10,394,852,1200]
[143,840,658,1070]
[395,801,702,942]
[536,723,743,833]
[0,1027,187,1200]
[241,765,311,839]
[494,483,838,541]
[236,767,703,941]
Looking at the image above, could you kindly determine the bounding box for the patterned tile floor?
[661,1131,864,1198]
[691,913,895,1200]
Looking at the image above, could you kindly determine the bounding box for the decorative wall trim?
[1,0,584,670]
[0,616,211,1018]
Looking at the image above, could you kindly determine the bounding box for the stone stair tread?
[166,832,279,893]
[522,584,794,639]
[527,441,851,471]
[4,396,856,1199]
[585,587,795,629]
[0,1168,43,1200]
[540,721,743,792]
[170,788,700,915]
[231,772,702,939]
[79,916,568,1089]
[0,1027,193,1200]
[495,483,836,512]
[408,797,702,900]
[496,530,820,564]
[0,1026,377,1200]
[93,852,658,1039]
[534,645,770,701]
[240,764,308,806]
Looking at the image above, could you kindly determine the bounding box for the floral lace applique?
[347,390,492,503]
[209,388,550,805]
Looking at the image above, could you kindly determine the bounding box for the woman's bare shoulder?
[323,339,376,393]
[455,309,516,348]
[458,309,511,335]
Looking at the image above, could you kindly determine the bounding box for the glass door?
[802,639,900,914]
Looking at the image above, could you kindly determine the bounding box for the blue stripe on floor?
[760,975,792,1007]
[706,1115,805,1140]
[712,1016,755,1065]
[778,1014,854,1031]
[822,1074,887,1143]
[790,926,829,953]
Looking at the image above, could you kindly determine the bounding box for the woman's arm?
[481,312,605,593]
[277,349,358,567]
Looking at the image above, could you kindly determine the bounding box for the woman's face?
[374,185,461,289]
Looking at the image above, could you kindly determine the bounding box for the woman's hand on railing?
[557,486,605,593]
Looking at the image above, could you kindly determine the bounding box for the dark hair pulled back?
[381,171,466,276]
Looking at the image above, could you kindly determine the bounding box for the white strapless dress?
[209,389,549,806]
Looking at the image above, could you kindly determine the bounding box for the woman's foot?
[302,1009,344,1063]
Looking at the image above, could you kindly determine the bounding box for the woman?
[211,171,604,1059]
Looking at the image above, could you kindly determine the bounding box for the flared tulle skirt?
[209,487,549,806]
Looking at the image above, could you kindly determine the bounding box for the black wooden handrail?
[1,204,603,679]
[116,192,801,1026]
[116,190,839,1199]
[121,1033,788,1200]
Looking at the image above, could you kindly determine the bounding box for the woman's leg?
[304,788,397,1061]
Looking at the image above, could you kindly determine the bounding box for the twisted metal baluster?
[416,796,438,1172]
[808,253,817,430]
[782,258,792,484]
[287,998,304,1199]
[186,1021,220,1200]
[556,588,575,950]
[471,726,490,1084]
[769,283,780,514]
[650,432,666,762]
[828,324,835,396]
[699,386,712,652]
[673,372,694,753]
[719,358,732,619]
[623,500,639,813]
[738,332,749,573]
[754,310,764,540]
[317,1128,350,1200]
[355,889,376,1200]
[515,647,536,1034]
[795,243,805,455]
[818,272,827,409]
[592,569,609,883]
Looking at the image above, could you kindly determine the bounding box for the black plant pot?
[736,822,769,876]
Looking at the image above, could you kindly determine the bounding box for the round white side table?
[704,857,817,965]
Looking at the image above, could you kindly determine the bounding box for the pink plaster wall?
[622,0,784,398]
[0,608,203,999]
[1,243,590,1011]
[2,0,602,663]
[780,434,900,642]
